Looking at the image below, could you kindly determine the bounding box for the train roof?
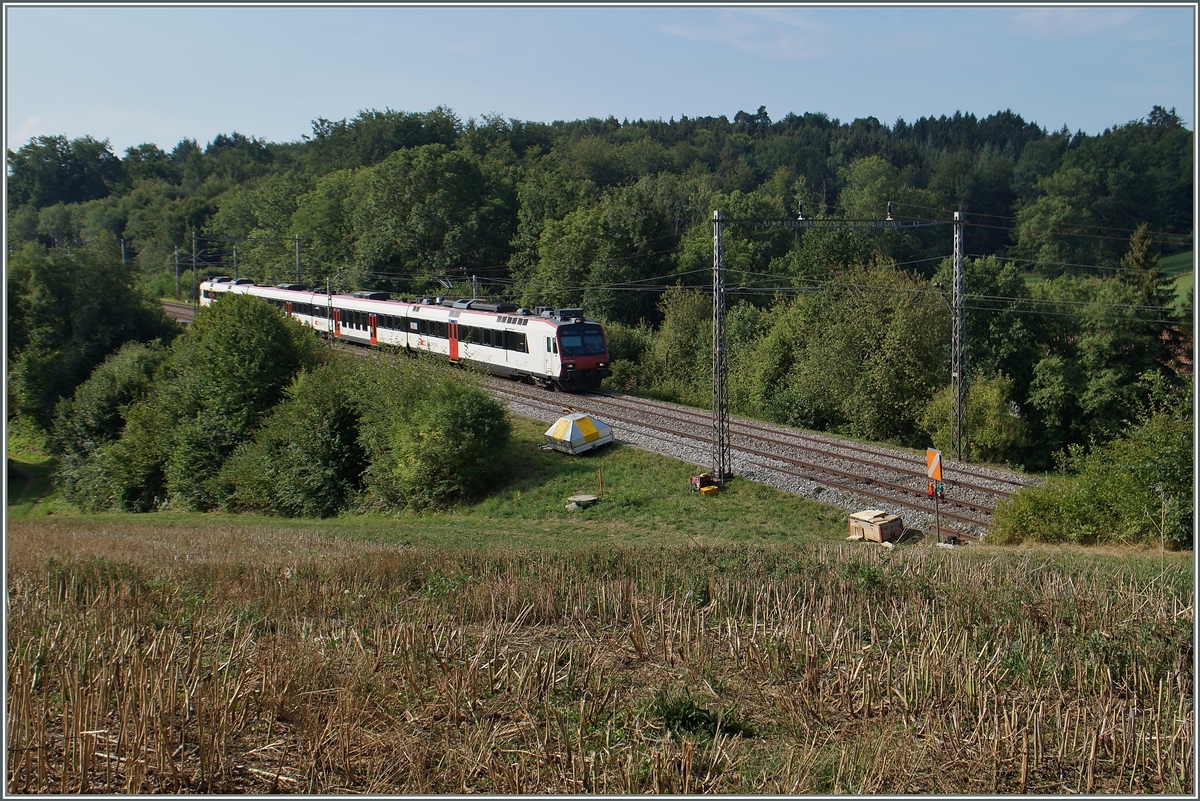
[201,281,602,326]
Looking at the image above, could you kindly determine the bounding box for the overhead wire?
[895,201,1194,241]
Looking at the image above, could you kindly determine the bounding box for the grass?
[1159,250,1194,309]
[6,415,849,549]
[5,423,69,520]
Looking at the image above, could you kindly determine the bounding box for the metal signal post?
[711,210,732,485]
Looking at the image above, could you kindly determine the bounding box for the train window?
[558,324,605,356]
[546,337,552,353]
[437,321,447,339]
[505,331,527,352]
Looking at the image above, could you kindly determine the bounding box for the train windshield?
[557,324,607,356]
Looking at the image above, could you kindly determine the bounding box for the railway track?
[586,389,1033,497]
[487,377,1034,541]
[162,301,196,324]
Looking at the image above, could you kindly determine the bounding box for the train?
[198,277,612,390]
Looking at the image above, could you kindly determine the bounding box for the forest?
[6,104,1194,542]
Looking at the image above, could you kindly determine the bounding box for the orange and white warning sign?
[926,448,942,481]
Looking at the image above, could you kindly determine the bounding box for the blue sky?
[5,4,1196,155]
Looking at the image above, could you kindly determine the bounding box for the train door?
[368,313,378,345]
[448,321,460,361]
[285,301,293,317]
[543,334,558,377]
[332,309,341,337]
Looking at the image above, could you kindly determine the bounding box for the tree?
[521,176,682,323]
[1014,112,1192,274]
[6,241,179,431]
[304,107,462,172]
[357,354,510,511]
[1119,223,1173,307]
[7,134,124,209]
[922,375,1027,465]
[350,144,516,286]
[123,143,178,184]
[73,293,325,512]
[746,263,947,444]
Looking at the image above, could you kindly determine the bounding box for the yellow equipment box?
[699,485,719,496]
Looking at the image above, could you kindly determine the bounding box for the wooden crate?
[848,510,903,543]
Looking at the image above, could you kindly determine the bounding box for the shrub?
[6,242,178,430]
[51,341,167,505]
[922,375,1028,466]
[220,359,365,517]
[990,404,1192,547]
[357,354,510,511]
[62,294,324,512]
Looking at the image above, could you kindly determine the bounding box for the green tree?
[642,286,711,406]
[991,392,1192,547]
[522,176,682,323]
[75,294,325,512]
[7,134,124,209]
[1118,222,1174,307]
[351,144,515,287]
[357,354,510,511]
[747,263,947,444]
[6,242,178,431]
[922,375,1028,465]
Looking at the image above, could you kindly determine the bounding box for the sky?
[4,3,1197,155]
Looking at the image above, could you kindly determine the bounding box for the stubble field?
[5,514,1192,794]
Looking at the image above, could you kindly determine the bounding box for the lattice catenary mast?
[711,210,732,485]
[710,208,966,483]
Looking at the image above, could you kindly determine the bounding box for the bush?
[357,354,510,511]
[6,242,178,430]
[600,320,655,393]
[63,294,324,512]
[922,375,1028,466]
[51,341,167,504]
[220,359,365,517]
[990,404,1192,548]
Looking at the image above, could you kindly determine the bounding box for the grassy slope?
[1159,249,1194,308]
[6,415,850,548]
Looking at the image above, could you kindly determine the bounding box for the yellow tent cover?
[544,413,614,454]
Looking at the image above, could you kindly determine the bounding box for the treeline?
[5,104,1193,540]
[7,105,1191,298]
